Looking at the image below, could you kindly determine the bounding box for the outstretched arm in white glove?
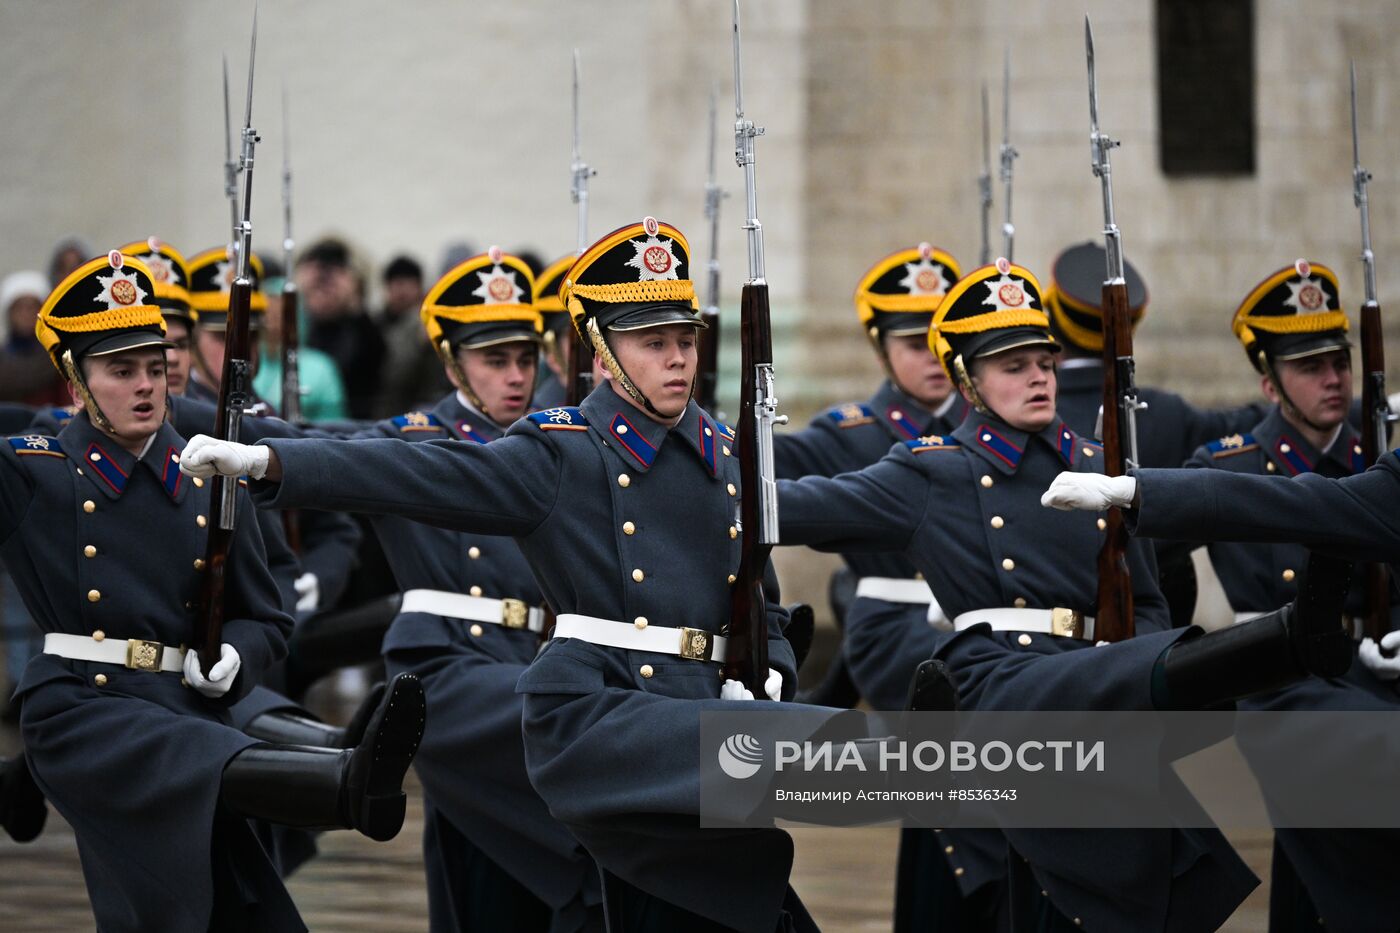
[183,644,242,698]
[179,435,277,481]
[1359,631,1400,682]
[1041,472,1138,512]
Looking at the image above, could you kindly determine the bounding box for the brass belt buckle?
[501,599,529,630]
[678,627,713,661]
[125,638,164,671]
[1050,608,1084,639]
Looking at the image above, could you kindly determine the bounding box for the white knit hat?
[0,270,49,344]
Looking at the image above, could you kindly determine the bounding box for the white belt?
[401,589,546,633]
[855,577,935,604]
[854,577,950,629]
[1233,611,1266,625]
[554,613,728,662]
[952,608,1095,641]
[43,632,186,673]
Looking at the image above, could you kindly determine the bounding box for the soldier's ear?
[1260,372,1281,405]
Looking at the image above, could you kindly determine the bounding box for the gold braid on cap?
[60,350,116,434]
[934,308,1049,334]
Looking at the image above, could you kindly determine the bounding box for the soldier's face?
[454,342,537,425]
[76,347,167,452]
[193,328,261,391]
[163,319,190,396]
[967,347,1058,433]
[606,324,698,421]
[1265,350,1352,429]
[884,333,952,406]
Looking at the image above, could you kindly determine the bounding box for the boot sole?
[352,673,426,841]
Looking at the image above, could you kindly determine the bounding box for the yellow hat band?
[423,303,540,328]
[39,304,164,335]
[190,291,268,313]
[935,308,1049,336]
[564,279,698,321]
[1236,309,1348,338]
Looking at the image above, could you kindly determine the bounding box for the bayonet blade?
[222,56,234,166]
[1001,45,1011,148]
[1085,17,1099,135]
[708,82,719,183]
[243,2,257,130]
[571,49,582,161]
[732,0,745,122]
[981,82,991,172]
[1350,62,1362,178]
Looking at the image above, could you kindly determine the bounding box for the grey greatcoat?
[2,414,299,932]
[359,392,600,932]
[251,386,812,933]
[777,413,1260,932]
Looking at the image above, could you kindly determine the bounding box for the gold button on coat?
[468,546,481,559]
[727,574,737,584]
[1266,461,1276,472]
[83,500,95,513]
[722,446,731,456]
[1097,518,1107,530]
[640,664,654,678]
[92,630,105,641]
[196,515,207,528]
[470,624,484,637]
[193,559,205,570]
[623,521,636,535]
[94,674,107,686]
[1017,633,1033,646]
[87,589,101,603]
[729,526,738,539]
[980,475,993,488]
[1014,597,1027,608]
[632,569,645,583]
[1082,447,1095,458]
[617,474,631,488]
[727,483,736,496]
[634,617,648,629]
[193,476,204,487]
[84,545,96,557]
[990,516,1004,529]
[1282,569,1295,582]
[469,586,483,597]
[954,867,965,877]
[1002,558,1015,571]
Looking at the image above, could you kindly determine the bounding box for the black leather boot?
[1151,554,1354,710]
[243,681,388,749]
[220,673,425,841]
[906,659,959,713]
[0,753,47,843]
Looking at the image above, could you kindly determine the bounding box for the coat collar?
[59,414,188,502]
[1253,405,1362,477]
[432,392,504,444]
[953,413,1080,475]
[868,380,970,440]
[580,387,722,477]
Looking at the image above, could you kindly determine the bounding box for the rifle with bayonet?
[278,86,302,552]
[1086,16,1142,644]
[197,6,259,670]
[567,49,596,406]
[977,82,993,267]
[697,82,727,416]
[1350,62,1395,642]
[999,47,1018,263]
[726,0,786,696]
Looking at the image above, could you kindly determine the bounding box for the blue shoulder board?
[825,403,876,429]
[391,411,445,433]
[528,407,590,432]
[715,421,735,441]
[8,435,65,458]
[904,434,961,454]
[47,407,75,424]
[1206,433,1258,458]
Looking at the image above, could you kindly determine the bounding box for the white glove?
[1359,631,1400,681]
[179,435,270,480]
[1041,473,1137,511]
[1387,390,1400,414]
[721,678,754,701]
[764,667,782,702]
[184,644,242,698]
[293,571,320,613]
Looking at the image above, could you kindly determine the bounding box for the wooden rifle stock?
[696,308,721,414]
[1093,280,1135,642]
[566,329,592,406]
[196,277,254,669]
[724,282,772,695]
[1359,301,1391,641]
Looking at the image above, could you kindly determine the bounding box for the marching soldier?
[118,237,196,397]
[181,219,835,932]
[184,244,270,408]
[772,243,977,927]
[348,247,602,930]
[776,259,1353,930]
[3,254,424,931]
